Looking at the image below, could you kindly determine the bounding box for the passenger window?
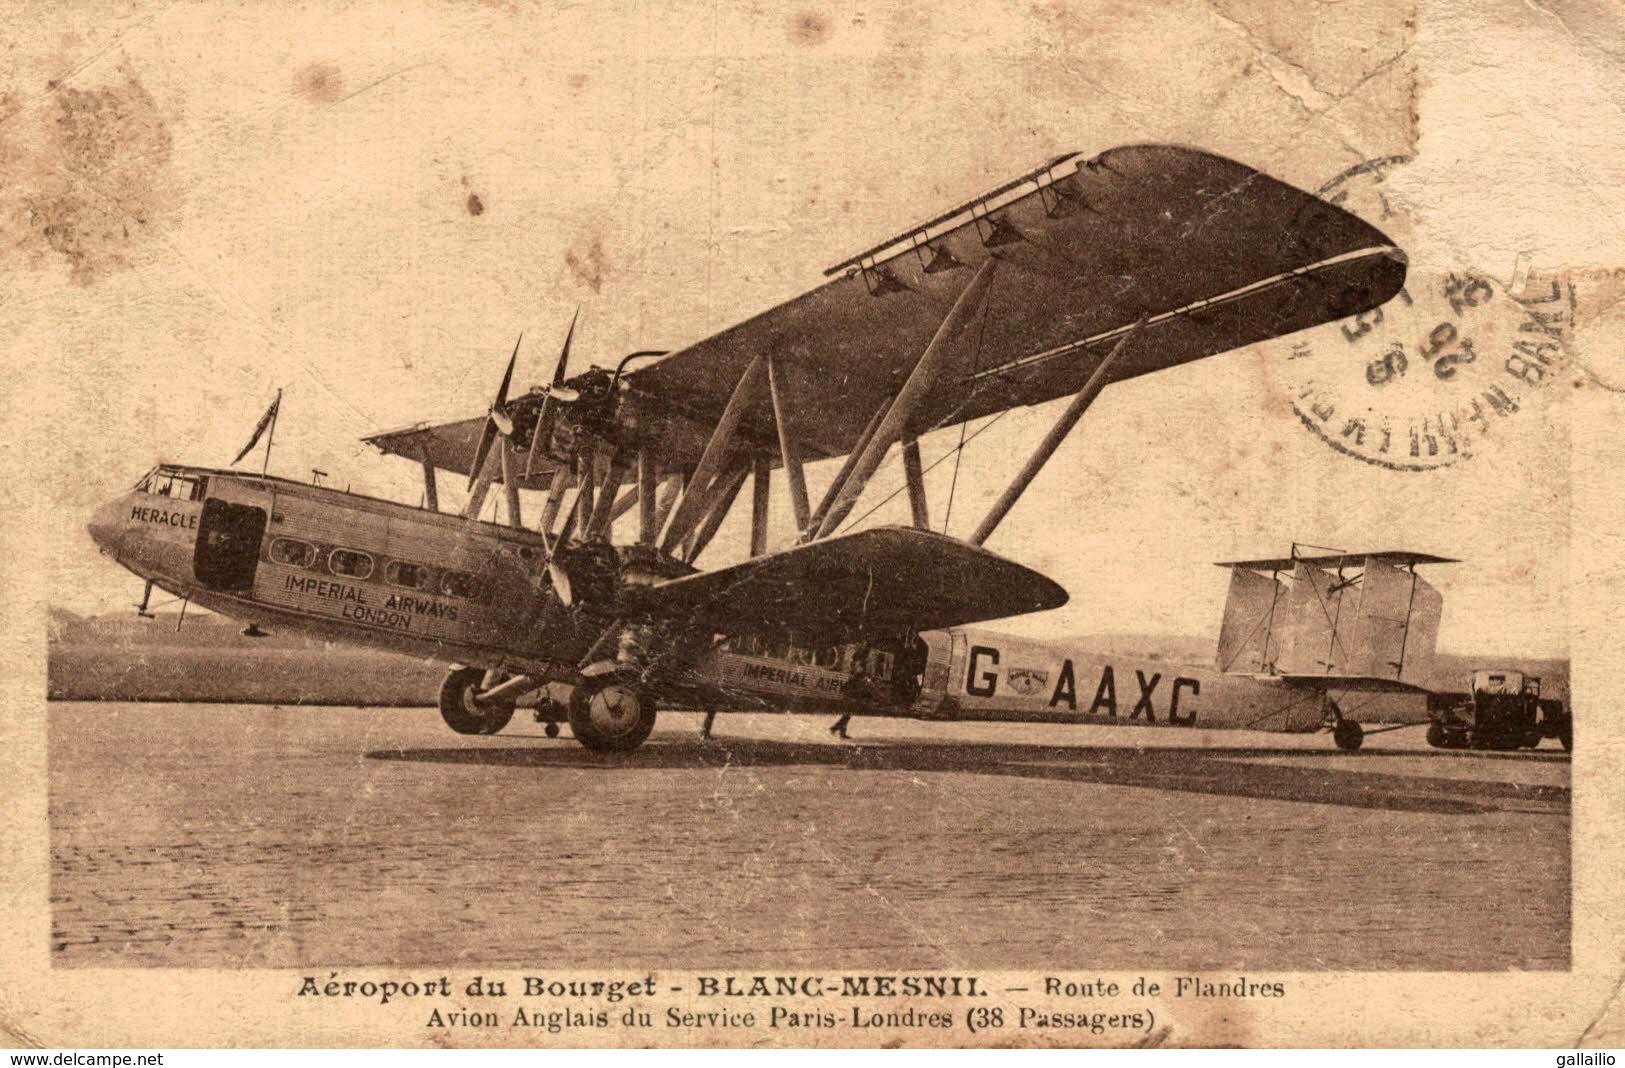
[762,636,789,660]
[814,647,839,669]
[439,570,484,600]
[269,538,317,568]
[386,561,430,589]
[328,548,374,580]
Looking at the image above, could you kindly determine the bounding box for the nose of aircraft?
[86,498,124,555]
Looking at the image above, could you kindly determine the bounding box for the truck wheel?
[1333,720,1365,752]
[439,667,516,736]
[567,677,657,752]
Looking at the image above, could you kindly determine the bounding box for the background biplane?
[88,143,1412,751]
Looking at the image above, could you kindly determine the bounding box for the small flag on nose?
[232,391,281,465]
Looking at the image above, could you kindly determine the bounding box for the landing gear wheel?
[1560,726,1573,752]
[568,677,657,752]
[1426,722,1447,749]
[544,721,561,738]
[438,667,516,736]
[1333,719,1365,752]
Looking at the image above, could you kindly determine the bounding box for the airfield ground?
[49,702,1569,971]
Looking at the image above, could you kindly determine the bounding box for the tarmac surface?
[49,702,1570,970]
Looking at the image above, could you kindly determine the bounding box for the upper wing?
[363,414,567,492]
[367,144,1405,477]
[621,525,1066,642]
[623,143,1406,460]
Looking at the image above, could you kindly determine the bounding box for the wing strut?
[901,437,930,530]
[968,314,1147,546]
[636,449,660,545]
[809,255,1001,541]
[803,398,888,539]
[684,456,751,564]
[499,442,523,528]
[750,455,772,557]
[586,456,628,540]
[608,482,640,526]
[565,452,597,541]
[463,442,499,520]
[539,466,572,547]
[766,354,811,531]
[418,450,439,513]
[652,466,688,535]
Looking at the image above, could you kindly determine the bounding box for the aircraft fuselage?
[85,464,1428,735]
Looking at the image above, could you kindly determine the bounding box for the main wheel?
[1333,719,1365,752]
[1426,722,1447,749]
[438,667,516,736]
[1560,725,1573,752]
[567,677,657,752]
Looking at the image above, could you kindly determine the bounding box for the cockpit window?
[143,468,205,501]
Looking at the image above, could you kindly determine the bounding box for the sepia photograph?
[3,0,1623,1051]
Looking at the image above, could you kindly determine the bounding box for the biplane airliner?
[87,144,1433,753]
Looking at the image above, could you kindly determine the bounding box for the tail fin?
[1215,549,1452,688]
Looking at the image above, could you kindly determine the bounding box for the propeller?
[525,308,580,478]
[546,559,574,607]
[467,332,523,491]
[461,320,583,611]
[522,310,587,610]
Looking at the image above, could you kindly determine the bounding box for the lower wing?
[621,526,1066,643]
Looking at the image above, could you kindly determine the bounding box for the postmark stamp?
[1278,156,1576,471]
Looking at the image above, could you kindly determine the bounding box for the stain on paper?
[0,69,174,286]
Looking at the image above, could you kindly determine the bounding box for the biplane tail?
[1213,549,1454,692]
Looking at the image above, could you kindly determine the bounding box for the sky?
[7,0,1621,659]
